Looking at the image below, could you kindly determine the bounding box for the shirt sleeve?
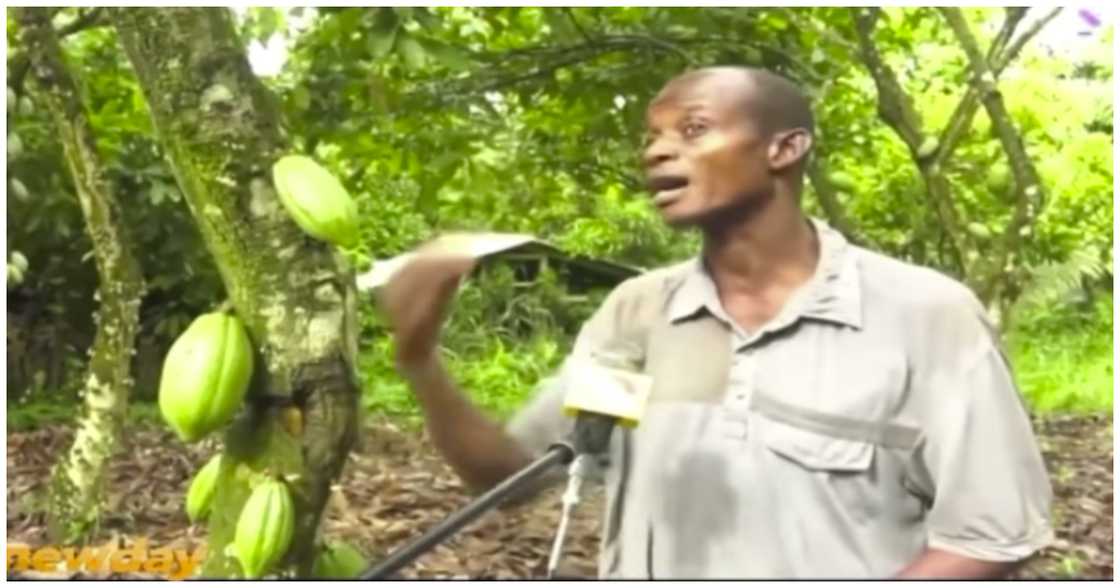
[914,300,1055,562]
[504,280,634,456]
[505,373,572,458]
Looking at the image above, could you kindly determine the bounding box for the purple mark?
[1078,9,1102,28]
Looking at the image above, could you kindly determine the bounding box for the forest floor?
[6,412,1113,580]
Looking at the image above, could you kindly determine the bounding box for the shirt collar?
[667,217,863,330]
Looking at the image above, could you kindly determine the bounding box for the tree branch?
[851,7,967,274]
[8,8,110,99]
[997,7,1063,71]
[934,7,1061,166]
[939,7,1049,301]
[563,7,593,44]
[428,35,696,99]
[852,8,925,152]
[59,7,108,36]
[986,8,1028,64]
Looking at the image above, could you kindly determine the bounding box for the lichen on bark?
[15,6,147,545]
[111,7,360,577]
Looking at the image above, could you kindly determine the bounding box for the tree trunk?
[850,7,1058,327]
[110,8,361,578]
[939,7,1051,322]
[15,7,147,544]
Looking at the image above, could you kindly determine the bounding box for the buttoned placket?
[723,336,755,439]
[717,285,821,441]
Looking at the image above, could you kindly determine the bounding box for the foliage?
[5,7,1113,419]
[359,264,604,424]
[1007,296,1113,413]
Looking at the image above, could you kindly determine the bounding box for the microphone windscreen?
[561,355,652,428]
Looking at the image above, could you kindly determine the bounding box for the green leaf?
[397,34,427,69]
[258,8,283,43]
[827,170,857,192]
[420,37,473,71]
[368,8,399,59]
[291,86,311,112]
[544,9,577,40]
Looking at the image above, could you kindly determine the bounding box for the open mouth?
[647,175,689,193]
[647,175,689,206]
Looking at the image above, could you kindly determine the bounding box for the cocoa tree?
[849,7,1060,326]
[109,8,360,577]
[14,7,146,544]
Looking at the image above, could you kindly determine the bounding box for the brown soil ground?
[6,412,1112,579]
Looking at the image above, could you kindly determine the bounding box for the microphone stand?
[358,412,619,580]
[358,442,577,580]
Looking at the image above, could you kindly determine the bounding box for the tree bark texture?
[939,7,1052,323]
[110,7,361,577]
[15,7,147,544]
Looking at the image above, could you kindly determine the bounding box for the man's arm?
[901,290,1054,579]
[894,549,1024,579]
[379,254,533,493]
[401,357,534,492]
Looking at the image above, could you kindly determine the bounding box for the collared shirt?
[506,218,1053,579]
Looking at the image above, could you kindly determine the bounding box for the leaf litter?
[6,413,1111,579]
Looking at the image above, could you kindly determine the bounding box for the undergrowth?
[8,278,1111,432]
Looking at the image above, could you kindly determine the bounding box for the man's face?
[642,73,772,228]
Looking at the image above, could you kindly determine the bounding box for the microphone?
[553,345,652,456]
[546,346,652,578]
[359,345,651,580]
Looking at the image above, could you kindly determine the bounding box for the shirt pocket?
[753,390,923,526]
[762,419,874,472]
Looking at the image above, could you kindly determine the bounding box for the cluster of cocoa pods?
[158,155,365,578]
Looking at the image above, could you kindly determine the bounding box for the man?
[378,66,1054,579]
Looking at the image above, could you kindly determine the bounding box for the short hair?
[665,66,815,138]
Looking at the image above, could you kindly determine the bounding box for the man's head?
[642,66,814,228]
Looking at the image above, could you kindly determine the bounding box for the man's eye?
[682,122,707,138]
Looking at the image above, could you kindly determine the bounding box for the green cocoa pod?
[10,251,28,274]
[966,222,993,239]
[10,178,29,202]
[826,170,857,192]
[234,479,296,579]
[186,455,222,523]
[8,264,23,285]
[917,137,939,159]
[8,132,23,159]
[312,541,368,579]
[986,163,1011,194]
[158,312,254,443]
[271,155,360,248]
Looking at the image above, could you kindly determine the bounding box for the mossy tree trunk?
[110,8,361,578]
[15,7,147,544]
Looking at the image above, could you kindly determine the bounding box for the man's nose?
[643,137,678,169]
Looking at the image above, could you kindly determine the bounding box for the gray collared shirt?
[507,218,1053,579]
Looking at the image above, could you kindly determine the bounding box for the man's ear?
[767,128,813,172]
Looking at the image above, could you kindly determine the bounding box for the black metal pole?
[359,443,575,580]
